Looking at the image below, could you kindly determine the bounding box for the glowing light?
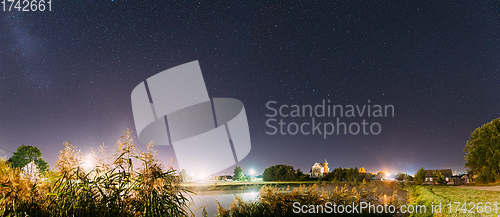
[82,154,94,171]
[249,169,256,176]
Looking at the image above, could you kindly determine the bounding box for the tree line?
[261,165,377,182]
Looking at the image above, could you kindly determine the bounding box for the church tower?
[322,159,329,174]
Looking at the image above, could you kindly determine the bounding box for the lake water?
[188,191,260,216]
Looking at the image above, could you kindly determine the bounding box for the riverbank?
[185,180,409,216]
[183,180,406,196]
[183,180,324,192]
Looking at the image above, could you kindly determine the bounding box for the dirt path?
[454,185,500,191]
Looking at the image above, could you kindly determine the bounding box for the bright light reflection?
[82,154,94,171]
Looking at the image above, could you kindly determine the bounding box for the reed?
[0,128,192,217]
[216,182,401,217]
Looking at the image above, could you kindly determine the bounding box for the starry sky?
[1,1,499,176]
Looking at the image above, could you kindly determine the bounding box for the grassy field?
[409,185,500,216]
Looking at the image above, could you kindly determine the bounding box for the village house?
[452,174,476,185]
[424,169,452,184]
[310,159,329,178]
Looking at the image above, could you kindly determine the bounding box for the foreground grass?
[0,129,192,217]
[216,181,405,217]
[408,185,500,216]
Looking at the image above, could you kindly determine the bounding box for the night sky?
[1,1,499,176]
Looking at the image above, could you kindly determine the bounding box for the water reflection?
[188,191,260,216]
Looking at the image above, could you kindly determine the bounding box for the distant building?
[371,172,384,181]
[424,169,452,184]
[210,175,233,181]
[222,175,233,181]
[452,174,475,185]
[359,167,366,173]
[310,159,329,178]
[21,161,39,182]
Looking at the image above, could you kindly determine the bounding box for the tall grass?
[0,129,193,217]
[216,181,402,217]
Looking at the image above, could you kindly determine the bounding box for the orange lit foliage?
[0,128,191,217]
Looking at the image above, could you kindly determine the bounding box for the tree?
[297,168,309,181]
[8,145,49,173]
[243,174,252,182]
[296,168,303,177]
[325,170,335,181]
[233,166,244,181]
[415,167,426,185]
[433,172,446,185]
[464,117,500,183]
[344,167,359,181]
[262,164,299,181]
[180,169,192,182]
[332,167,345,181]
[476,166,495,183]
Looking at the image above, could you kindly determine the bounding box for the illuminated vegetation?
[0,129,192,217]
[216,181,403,216]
